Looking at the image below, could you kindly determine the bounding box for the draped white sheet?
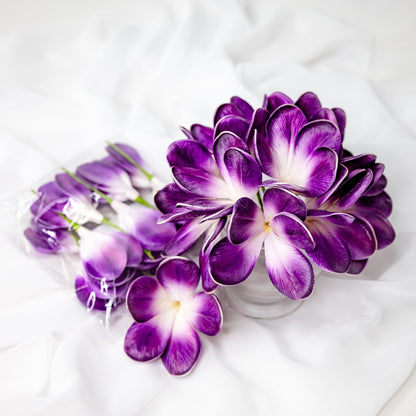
[1,0,416,415]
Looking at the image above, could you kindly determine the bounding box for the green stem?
[106,141,154,182]
[61,167,113,204]
[144,249,155,260]
[256,190,264,211]
[101,217,125,232]
[57,212,81,231]
[135,195,156,210]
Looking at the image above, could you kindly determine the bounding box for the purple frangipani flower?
[106,142,152,190]
[255,104,341,197]
[209,188,315,300]
[76,159,140,202]
[124,257,223,376]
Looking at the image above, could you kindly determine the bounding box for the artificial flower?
[124,257,222,376]
[209,188,315,300]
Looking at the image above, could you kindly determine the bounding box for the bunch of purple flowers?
[25,142,177,310]
[24,90,395,376]
[156,91,395,300]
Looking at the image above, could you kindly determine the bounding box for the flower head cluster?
[157,91,395,300]
[25,143,177,311]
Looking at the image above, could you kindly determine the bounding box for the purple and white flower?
[124,257,223,376]
[209,188,315,300]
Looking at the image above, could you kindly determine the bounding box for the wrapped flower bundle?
[24,91,395,375]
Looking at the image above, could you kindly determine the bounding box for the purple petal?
[311,164,349,208]
[157,257,200,297]
[127,276,168,322]
[332,169,373,209]
[154,183,193,214]
[305,213,352,273]
[162,318,201,376]
[76,160,137,201]
[112,201,177,252]
[341,153,377,171]
[347,259,368,275]
[332,108,346,140]
[365,174,387,197]
[163,218,212,256]
[55,173,91,202]
[78,227,127,280]
[34,201,69,229]
[190,124,214,151]
[30,181,67,216]
[295,120,342,154]
[209,235,264,285]
[264,91,293,112]
[304,148,338,197]
[264,234,314,300]
[266,104,307,150]
[228,197,264,244]
[124,313,173,362]
[75,276,111,311]
[213,131,249,174]
[337,217,377,260]
[124,235,144,267]
[172,166,229,199]
[263,187,307,220]
[223,148,262,197]
[349,206,395,249]
[295,92,322,119]
[355,191,393,217]
[167,140,216,173]
[106,142,146,175]
[188,292,222,336]
[214,115,250,142]
[230,96,254,120]
[271,213,315,250]
[310,108,338,124]
[246,108,269,149]
[24,225,76,254]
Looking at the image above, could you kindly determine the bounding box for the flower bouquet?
[23,91,395,375]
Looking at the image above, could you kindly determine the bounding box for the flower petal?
[190,124,214,150]
[124,312,173,362]
[186,292,223,336]
[230,96,254,120]
[55,173,91,202]
[78,227,127,280]
[154,183,192,214]
[332,107,346,139]
[295,92,322,119]
[264,91,293,112]
[295,120,342,154]
[355,191,393,217]
[222,148,262,198]
[163,218,212,256]
[112,201,177,252]
[157,257,200,298]
[271,213,315,250]
[305,213,352,273]
[106,142,146,175]
[213,131,249,175]
[264,234,314,300]
[162,316,201,376]
[167,140,216,173]
[228,197,264,244]
[347,259,368,275]
[172,166,230,199]
[209,235,264,285]
[127,276,170,322]
[266,104,307,151]
[328,169,373,210]
[74,276,110,311]
[214,115,250,142]
[263,187,307,220]
[365,174,387,197]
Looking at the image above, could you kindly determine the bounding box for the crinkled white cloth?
[1,0,416,415]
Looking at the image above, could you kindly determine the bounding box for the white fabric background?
[1,0,416,414]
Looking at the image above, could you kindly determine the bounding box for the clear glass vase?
[219,251,307,319]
